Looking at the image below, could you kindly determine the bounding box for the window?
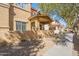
[16,3,28,9]
[22,22,26,32]
[16,21,26,32]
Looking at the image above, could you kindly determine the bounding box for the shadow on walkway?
[0,39,45,56]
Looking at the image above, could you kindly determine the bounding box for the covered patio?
[29,14,53,31]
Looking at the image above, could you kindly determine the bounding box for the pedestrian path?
[43,44,73,56]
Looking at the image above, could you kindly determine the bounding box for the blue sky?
[32,3,39,9]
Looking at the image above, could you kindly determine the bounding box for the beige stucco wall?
[0,4,9,32]
[13,4,31,31]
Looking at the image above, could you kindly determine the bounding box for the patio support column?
[35,20,40,30]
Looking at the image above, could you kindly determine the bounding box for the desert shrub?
[0,31,41,46]
[0,31,21,46]
[0,31,45,56]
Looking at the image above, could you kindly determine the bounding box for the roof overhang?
[29,14,53,23]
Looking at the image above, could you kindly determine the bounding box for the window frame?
[16,21,27,32]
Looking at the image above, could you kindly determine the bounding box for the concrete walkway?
[43,32,76,56]
[43,44,74,56]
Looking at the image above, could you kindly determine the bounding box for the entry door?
[40,24,44,30]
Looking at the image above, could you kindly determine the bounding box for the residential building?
[0,3,53,32]
[0,3,31,32]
